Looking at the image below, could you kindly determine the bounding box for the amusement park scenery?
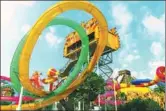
[1,1,165,111]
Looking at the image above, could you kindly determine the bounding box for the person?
[42,68,60,91]
[30,71,42,89]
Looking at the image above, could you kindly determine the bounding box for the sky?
[1,1,165,81]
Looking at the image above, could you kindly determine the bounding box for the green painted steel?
[10,17,89,99]
[45,18,89,99]
[10,33,37,97]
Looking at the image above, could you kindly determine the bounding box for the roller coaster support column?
[52,102,58,110]
[16,86,24,110]
[94,51,113,79]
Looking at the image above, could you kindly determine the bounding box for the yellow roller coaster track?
[1,1,108,110]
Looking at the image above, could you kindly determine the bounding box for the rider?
[42,68,60,91]
[30,71,42,89]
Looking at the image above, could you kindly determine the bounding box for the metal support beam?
[94,50,113,80]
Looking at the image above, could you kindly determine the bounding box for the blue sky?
[1,1,165,80]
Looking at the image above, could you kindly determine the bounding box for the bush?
[101,104,117,111]
[118,98,162,111]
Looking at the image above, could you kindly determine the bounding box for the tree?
[0,101,12,105]
[118,98,162,111]
[101,104,116,111]
[0,85,15,105]
[118,92,127,101]
[153,85,165,93]
[68,72,105,110]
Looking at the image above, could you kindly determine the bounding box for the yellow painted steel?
[63,19,120,58]
[19,1,108,97]
[107,32,120,50]
[1,85,77,110]
[0,1,108,110]
[118,87,151,94]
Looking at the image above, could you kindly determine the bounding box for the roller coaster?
[1,1,165,110]
[61,17,120,77]
[1,1,119,110]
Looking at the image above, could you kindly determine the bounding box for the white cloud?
[49,27,55,33]
[135,55,141,59]
[111,68,120,78]
[21,24,31,34]
[1,1,36,29]
[1,1,36,77]
[160,13,165,22]
[125,54,135,62]
[111,3,133,34]
[125,54,140,63]
[122,64,128,68]
[112,4,133,26]
[150,42,163,56]
[141,13,165,79]
[45,28,63,48]
[142,13,165,37]
[13,1,36,6]
[148,60,165,77]
[131,71,149,79]
[109,3,140,69]
[148,60,165,69]
[133,50,138,54]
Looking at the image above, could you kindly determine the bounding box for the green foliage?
[69,72,105,101]
[118,92,127,101]
[153,85,165,93]
[1,85,15,96]
[118,98,162,111]
[101,104,116,111]
[0,101,12,105]
[69,72,105,110]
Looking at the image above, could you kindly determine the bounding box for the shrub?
[118,98,162,111]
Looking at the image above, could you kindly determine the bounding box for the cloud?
[133,50,138,54]
[149,60,165,68]
[125,54,140,63]
[150,41,164,57]
[1,1,36,77]
[142,13,165,37]
[131,70,149,79]
[45,27,63,48]
[1,1,36,29]
[21,24,31,34]
[148,59,165,77]
[160,13,165,22]
[13,1,36,6]
[111,68,120,78]
[109,3,140,68]
[111,3,133,34]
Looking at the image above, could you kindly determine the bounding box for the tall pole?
[83,101,84,111]
[90,101,92,110]
[74,102,75,111]
[113,79,117,111]
[105,87,107,111]
[16,86,24,110]
[98,94,100,109]
[78,101,81,110]
[52,102,58,110]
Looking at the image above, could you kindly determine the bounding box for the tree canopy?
[68,72,105,110]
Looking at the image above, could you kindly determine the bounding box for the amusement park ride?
[61,18,120,78]
[0,1,165,110]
